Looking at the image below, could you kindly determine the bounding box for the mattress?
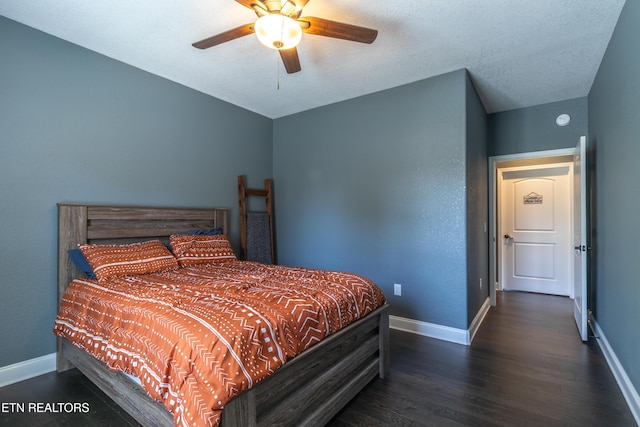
[54,260,386,427]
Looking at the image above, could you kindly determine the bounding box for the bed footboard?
[222,304,390,427]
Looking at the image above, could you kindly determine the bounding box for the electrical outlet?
[394,283,402,296]
[479,278,483,289]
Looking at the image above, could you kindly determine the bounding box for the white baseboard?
[468,297,491,344]
[0,353,56,388]
[390,297,491,346]
[592,319,640,426]
[390,315,468,344]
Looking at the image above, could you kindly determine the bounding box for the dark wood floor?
[329,291,635,427]
[1,291,635,426]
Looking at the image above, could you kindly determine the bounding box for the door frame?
[488,147,577,306]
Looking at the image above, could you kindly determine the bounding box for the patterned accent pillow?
[79,240,179,281]
[170,234,237,266]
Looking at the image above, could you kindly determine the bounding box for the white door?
[499,164,573,296]
[573,136,588,341]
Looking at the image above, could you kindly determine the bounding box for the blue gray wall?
[588,0,640,394]
[0,16,273,367]
[465,74,489,322]
[274,69,486,330]
[488,97,588,156]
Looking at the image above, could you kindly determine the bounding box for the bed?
[55,203,390,427]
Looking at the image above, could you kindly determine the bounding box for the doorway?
[488,148,577,306]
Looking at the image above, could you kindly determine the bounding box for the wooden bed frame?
[57,203,390,427]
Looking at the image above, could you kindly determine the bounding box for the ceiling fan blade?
[279,47,301,74]
[192,23,255,49]
[298,16,378,44]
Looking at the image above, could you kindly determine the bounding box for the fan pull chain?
[277,51,281,91]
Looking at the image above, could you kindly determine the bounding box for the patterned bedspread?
[53,261,386,427]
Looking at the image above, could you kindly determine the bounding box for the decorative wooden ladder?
[238,175,275,263]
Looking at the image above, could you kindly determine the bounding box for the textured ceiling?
[0,0,626,118]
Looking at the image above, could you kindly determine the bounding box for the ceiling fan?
[192,0,378,74]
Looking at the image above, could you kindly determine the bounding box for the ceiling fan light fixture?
[254,14,302,50]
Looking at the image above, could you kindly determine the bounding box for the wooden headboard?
[57,203,229,303]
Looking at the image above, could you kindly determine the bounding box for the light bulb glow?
[254,14,302,50]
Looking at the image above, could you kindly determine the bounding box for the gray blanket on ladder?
[246,211,272,264]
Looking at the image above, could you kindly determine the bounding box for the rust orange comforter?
[54,260,386,427]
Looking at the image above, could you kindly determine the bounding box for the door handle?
[504,234,514,239]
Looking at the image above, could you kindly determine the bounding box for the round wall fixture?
[556,114,571,126]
